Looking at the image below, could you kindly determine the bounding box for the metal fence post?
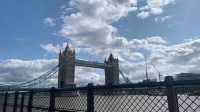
[3,92,8,112]
[87,83,94,112]
[165,76,179,112]
[20,92,25,112]
[27,90,33,112]
[13,91,19,112]
[49,87,55,112]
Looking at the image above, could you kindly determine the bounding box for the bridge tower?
[58,45,75,88]
[105,54,119,85]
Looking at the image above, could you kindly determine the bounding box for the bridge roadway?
[75,59,111,69]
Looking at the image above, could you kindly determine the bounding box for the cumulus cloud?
[81,38,200,82]
[59,0,137,48]
[40,42,76,54]
[3,0,196,86]
[75,67,104,86]
[3,37,200,86]
[0,59,105,87]
[40,43,60,54]
[149,38,200,76]
[42,0,175,50]
[137,0,175,19]
[39,0,200,84]
[55,0,173,50]
[44,17,55,27]
[137,11,150,19]
[154,15,173,22]
[0,59,57,84]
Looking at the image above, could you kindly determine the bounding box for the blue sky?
[0,0,65,59]
[1,0,200,84]
[0,0,200,60]
[114,0,200,43]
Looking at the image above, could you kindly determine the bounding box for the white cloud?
[155,15,173,22]
[40,0,199,83]
[147,0,175,14]
[3,37,200,86]
[0,59,57,84]
[75,67,104,86]
[81,37,200,82]
[56,0,174,50]
[146,36,167,44]
[44,17,55,27]
[5,0,200,86]
[40,42,76,54]
[137,11,150,19]
[161,15,172,21]
[59,0,137,48]
[40,43,60,54]
[0,59,104,86]
[137,0,175,19]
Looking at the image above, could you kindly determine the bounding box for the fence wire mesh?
[176,86,200,112]
[55,90,87,112]
[94,87,168,112]
[32,92,50,109]
[2,79,200,112]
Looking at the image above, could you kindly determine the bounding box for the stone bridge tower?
[58,45,119,88]
[105,54,119,85]
[58,45,75,88]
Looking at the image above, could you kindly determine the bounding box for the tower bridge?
[58,45,119,88]
[0,45,128,89]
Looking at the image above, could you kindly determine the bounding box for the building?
[175,73,200,81]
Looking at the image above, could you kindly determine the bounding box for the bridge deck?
[75,59,108,69]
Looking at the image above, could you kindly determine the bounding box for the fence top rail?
[0,82,166,92]
[1,77,200,92]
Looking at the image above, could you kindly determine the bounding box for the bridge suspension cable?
[0,65,58,88]
[0,59,130,88]
[0,61,68,88]
[151,62,162,82]
[119,69,131,84]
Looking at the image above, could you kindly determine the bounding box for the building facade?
[175,73,200,81]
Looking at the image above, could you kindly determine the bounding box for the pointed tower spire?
[109,53,114,62]
[65,42,69,52]
[104,58,107,63]
[59,49,62,67]
[59,49,62,55]
[73,48,75,55]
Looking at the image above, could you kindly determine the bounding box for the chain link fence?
[176,86,200,112]
[94,87,168,112]
[1,76,200,112]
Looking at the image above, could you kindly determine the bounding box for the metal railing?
[1,76,200,112]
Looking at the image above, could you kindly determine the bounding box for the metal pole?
[27,90,33,112]
[20,92,25,112]
[165,76,179,112]
[49,87,55,112]
[3,92,8,112]
[13,91,19,112]
[145,56,149,81]
[87,83,94,112]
